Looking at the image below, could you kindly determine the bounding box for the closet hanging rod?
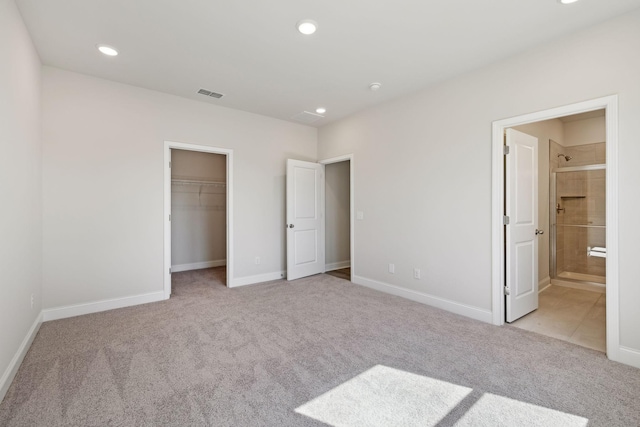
[171,179,226,187]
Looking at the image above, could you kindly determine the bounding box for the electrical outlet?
[413,268,421,279]
[30,294,34,309]
[388,263,395,274]
[255,256,261,265]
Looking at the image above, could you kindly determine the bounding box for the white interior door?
[286,159,325,280]
[505,129,539,322]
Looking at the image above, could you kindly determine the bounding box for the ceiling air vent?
[291,111,324,124]
[197,88,224,99]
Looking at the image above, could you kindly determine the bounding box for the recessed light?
[297,20,318,35]
[369,82,382,91]
[558,0,579,4]
[97,44,118,56]
[315,107,326,114]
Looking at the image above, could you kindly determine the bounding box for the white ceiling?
[16,0,640,127]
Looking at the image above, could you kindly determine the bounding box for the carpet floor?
[1,268,639,426]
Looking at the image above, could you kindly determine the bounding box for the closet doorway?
[164,141,233,297]
[321,155,353,282]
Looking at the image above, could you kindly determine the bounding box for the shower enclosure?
[550,164,606,290]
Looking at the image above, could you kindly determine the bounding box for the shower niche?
[551,158,606,290]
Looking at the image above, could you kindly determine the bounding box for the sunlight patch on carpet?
[455,393,588,426]
[295,365,588,427]
[295,365,472,426]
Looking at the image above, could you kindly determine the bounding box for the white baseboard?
[325,261,351,272]
[0,312,42,402]
[231,271,285,288]
[616,346,640,369]
[42,291,166,322]
[352,275,493,323]
[171,259,226,273]
[539,276,551,293]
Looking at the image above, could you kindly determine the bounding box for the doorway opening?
[285,155,354,282]
[171,149,227,292]
[491,96,620,361]
[324,159,352,282]
[508,110,607,352]
[164,141,234,297]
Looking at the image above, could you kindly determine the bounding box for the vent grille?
[197,88,224,99]
[291,111,324,124]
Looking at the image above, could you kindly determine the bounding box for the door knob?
[289,224,294,228]
[535,229,544,235]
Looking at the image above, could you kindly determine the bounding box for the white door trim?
[320,154,355,281]
[491,95,619,361]
[164,141,234,297]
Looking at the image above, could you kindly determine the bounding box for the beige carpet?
[1,268,639,426]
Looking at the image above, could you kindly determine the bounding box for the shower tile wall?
[563,142,606,167]
[555,169,606,277]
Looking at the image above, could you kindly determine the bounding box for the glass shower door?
[551,167,606,284]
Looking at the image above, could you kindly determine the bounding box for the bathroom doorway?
[491,96,620,360]
[510,110,607,352]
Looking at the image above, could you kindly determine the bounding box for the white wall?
[564,116,606,146]
[42,67,316,308]
[318,10,640,352]
[513,119,565,287]
[0,0,42,398]
[325,161,350,269]
[171,150,226,269]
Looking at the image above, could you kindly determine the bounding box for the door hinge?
[503,145,510,155]
[504,286,511,296]
[503,215,510,225]
[169,214,171,221]
[169,268,172,275]
[169,161,171,168]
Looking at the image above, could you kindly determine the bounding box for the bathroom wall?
[171,150,227,271]
[563,116,606,146]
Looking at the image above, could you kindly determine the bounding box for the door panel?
[506,129,539,322]
[287,159,324,280]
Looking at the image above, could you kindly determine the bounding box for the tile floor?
[510,285,606,352]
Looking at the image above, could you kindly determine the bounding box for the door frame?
[491,95,619,360]
[319,154,355,281]
[164,140,234,297]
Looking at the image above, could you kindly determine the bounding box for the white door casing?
[286,159,325,281]
[492,96,620,363]
[505,129,539,322]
